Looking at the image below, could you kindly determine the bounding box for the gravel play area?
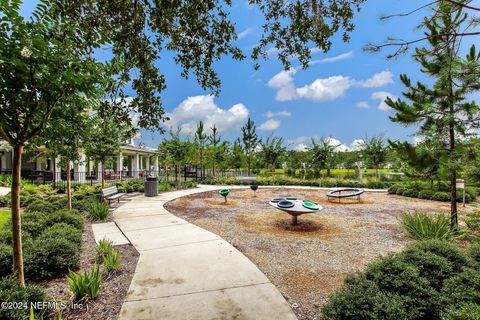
[164,188,471,320]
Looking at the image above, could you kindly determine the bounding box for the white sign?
[456,179,465,189]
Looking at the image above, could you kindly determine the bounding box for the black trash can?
[144,176,158,197]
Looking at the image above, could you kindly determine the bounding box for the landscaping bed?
[42,221,139,320]
[164,188,476,320]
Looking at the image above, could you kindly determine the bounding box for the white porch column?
[133,153,140,177]
[54,156,61,182]
[35,157,43,171]
[146,155,150,174]
[76,151,86,183]
[0,152,6,170]
[117,152,123,175]
[97,161,103,181]
[154,156,159,176]
[88,160,94,175]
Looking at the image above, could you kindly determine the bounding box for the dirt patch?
[42,221,139,320]
[164,188,476,320]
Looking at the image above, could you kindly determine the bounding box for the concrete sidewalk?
[115,185,297,320]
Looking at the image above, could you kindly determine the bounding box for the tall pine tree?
[386,1,480,228]
[241,118,259,176]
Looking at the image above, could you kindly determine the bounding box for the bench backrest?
[101,186,118,197]
[236,176,257,183]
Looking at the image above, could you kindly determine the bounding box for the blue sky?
[20,0,479,150]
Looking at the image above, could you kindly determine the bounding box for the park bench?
[236,176,257,184]
[101,185,126,205]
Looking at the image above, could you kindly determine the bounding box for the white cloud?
[237,27,254,40]
[293,143,309,152]
[356,101,370,109]
[287,136,356,152]
[296,76,353,101]
[165,95,249,135]
[361,71,394,88]
[258,118,281,131]
[268,70,394,102]
[371,91,398,112]
[310,51,354,65]
[265,110,292,118]
[267,68,298,101]
[349,139,365,151]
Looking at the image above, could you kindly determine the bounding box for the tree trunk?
[11,144,25,287]
[200,149,204,179]
[449,124,458,229]
[247,153,251,176]
[101,159,105,188]
[66,160,72,209]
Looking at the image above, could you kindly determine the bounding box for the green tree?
[0,2,103,286]
[309,137,338,177]
[360,135,388,180]
[259,135,286,183]
[208,125,221,177]
[386,2,480,228]
[194,121,208,179]
[231,138,244,171]
[389,141,443,186]
[241,118,259,176]
[159,128,190,182]
[84,113,134,187]
[32,101,91,209]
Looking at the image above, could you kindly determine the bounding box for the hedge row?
[0,208,84,281]
[388,182,479,203]
[320,240,480,320]
[201,176,392,189]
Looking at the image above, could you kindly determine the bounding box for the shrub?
[0,276,48,320]
[320,241,473,320]
[399,241,465,289]
[321,256,437,319]
[21,183,38,194]
[67,264,103,301]
[87,201,109,221]
[96,239,114,261]
[465,212,480,232]
[0,174,12,187]
[101,249,121,274]
[400,212,456,241]
[441,268,480,306]
[0,194,9,207]
[442,302,480,320]
[469,242,480,266]
[43,209,84,230]
[158,183,172,192]
[37,184,58,196]
[38,223,82,246]
[24,199,57,214]
[432,192,450,202]
[24,237,80,281]
[0,242,12,277]
[74,184,98,198]
[72,194,99,212]
[418,189,434,199]
[402,188,418,198]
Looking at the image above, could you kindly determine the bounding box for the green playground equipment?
[219,189,230,203]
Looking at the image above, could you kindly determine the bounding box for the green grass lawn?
[0,209,10,229]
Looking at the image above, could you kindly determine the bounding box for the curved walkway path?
[115,185,297,320]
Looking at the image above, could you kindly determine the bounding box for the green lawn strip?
[0,209,10,229]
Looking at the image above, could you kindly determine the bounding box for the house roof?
[120,144,159,155]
